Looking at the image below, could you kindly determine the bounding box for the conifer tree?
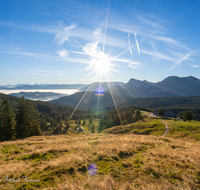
[183,111,193,122]
[91,122,95,133]
[78,119,81,125]
[40,118,47,131]
[16,96,42,139]
[28,104,42,136]
[0,99,16,141]
[158,109,164,116]
[66,121,70,130]
[82,118,86,125]
[89,116,92,124]
[134,109,141,121]
[58,119,63,133]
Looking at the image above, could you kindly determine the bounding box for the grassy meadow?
[0,133,200,189]
[1,114,200,189]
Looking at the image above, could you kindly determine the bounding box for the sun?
[93,51,111,74]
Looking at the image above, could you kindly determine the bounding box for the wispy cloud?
[134,32,140,54]
[0,50,48,58]
[152,35,178,45]
[54,25,74,44]
[188,63,200,68]
[128,33,132,55]
[138,17,164,29]
[26,69,70,78]
[1,8,199,73]
[129,62,143,69]
[57,49,69,59]
[0,50,90,64]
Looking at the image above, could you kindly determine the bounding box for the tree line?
[157,108,193,122]
[98,107,142,132]
[0,97,42,141]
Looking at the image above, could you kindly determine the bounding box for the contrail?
[134,32,140,54]
[128,33,132,55]
[103,0,110,53]
[109,1,200,63]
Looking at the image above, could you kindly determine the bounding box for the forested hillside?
[0,93,90,141]
[101,96,200,120]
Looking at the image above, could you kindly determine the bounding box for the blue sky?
[0,0,200,85]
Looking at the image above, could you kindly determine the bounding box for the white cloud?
[191,65,200,68]
[93,28,101,41]
[129,62,142,69]
[83,38,110,71]
[188,63,200,68]
[57,49,69,59]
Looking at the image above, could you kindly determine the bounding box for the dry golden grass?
[0,133,200,189]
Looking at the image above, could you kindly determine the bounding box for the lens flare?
[94,87,104,96]
[88,163,97,176]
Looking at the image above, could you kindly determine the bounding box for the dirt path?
[160,120,169,137]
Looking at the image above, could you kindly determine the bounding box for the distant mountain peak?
[162,76,179,82]
[162,76,200,83]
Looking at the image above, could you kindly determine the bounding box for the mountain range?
[50,91,127,111]
[10,92,65,101]
[97,76,200,98]
[49,76,200,110]
[79,82,124,92]
[0,84,87,90]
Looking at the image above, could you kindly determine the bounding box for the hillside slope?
[0,133,200,189]
[50,91,130,111]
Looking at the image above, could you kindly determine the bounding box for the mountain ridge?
[0,84,87,90]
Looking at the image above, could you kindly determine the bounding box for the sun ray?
[106,71,141,103]
[75,69,100,84]
[59,72,99,134]
[105,72,140,122]
[107,46,115,57]
[108,67,135,78]
[36,0,97,61]
[104,73,123,128]
[96,72,103,116]
[103,0,110,53]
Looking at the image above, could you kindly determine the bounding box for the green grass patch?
[164,119,200,140]
[103,118,165,136]
[17,152,55,162]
